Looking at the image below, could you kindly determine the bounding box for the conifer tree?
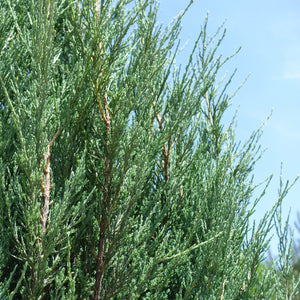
[0,0,299,299]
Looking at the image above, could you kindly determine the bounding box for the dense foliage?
[0,0,299,298]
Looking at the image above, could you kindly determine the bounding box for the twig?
[205,92,213,126]
[220,280,227,300]
[158,232,222,262]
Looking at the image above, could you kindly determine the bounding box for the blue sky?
[158,0,300,253]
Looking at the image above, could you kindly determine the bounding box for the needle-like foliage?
[0,0,298,299]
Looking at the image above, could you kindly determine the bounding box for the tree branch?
[94,91,110,300]
[40,129,60,234]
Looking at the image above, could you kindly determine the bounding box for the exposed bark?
[162,143,169,182]
[40,130,60,234]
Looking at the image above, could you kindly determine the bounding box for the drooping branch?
[40,129,60,234]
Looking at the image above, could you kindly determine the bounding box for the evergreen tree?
[0,0,299,299]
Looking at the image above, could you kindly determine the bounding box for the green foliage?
[0,0,299,299]
[284,211,300,299]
